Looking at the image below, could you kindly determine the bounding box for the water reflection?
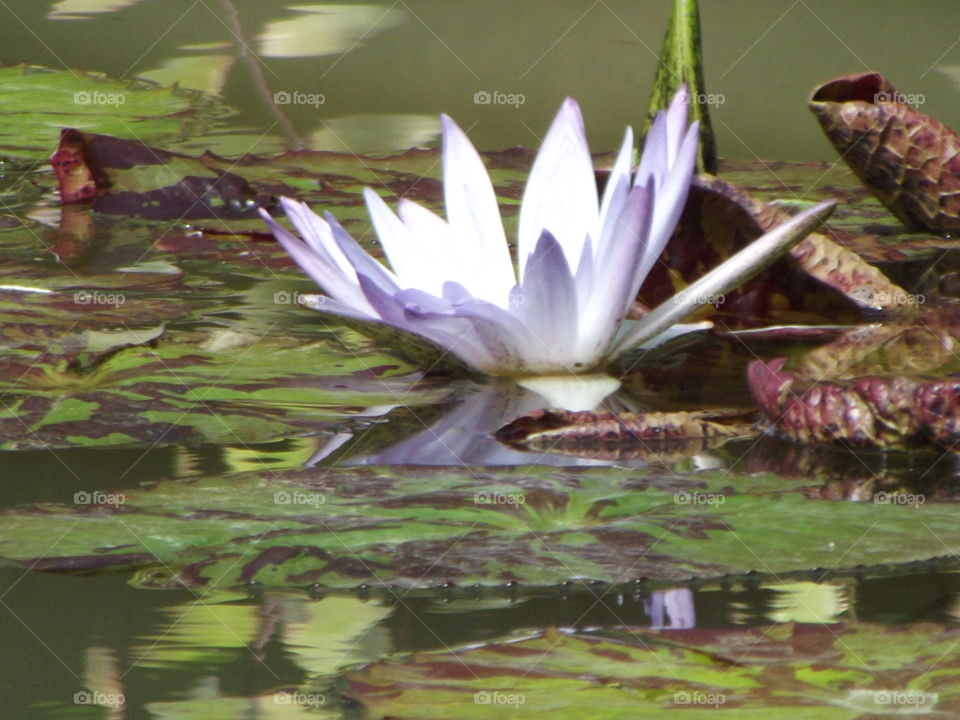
[7,565,958,717]
[307,376,641,467]
[256,4,407,58]
[48,0,143,19]
[645,588,696,630]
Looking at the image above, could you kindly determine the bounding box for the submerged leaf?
[0,326,447,449]
[50,129,269,219]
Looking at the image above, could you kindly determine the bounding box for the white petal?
[645,121,699,262]
[260,208,374,314]
[280,198,354,279]
[597,126,635,251]
[440,114,516,299]
[575,186,652,361]
[324,211,400,293]
[363,188,436,291]
[635,109,668,191]
[517,98,599,277]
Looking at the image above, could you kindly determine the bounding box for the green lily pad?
[0,465,956,589]
[0,64,226,161]
[0,325,449,449]
[339,623,960,718]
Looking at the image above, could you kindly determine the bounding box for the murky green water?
[1,0,956,158]
[2,1,960,718]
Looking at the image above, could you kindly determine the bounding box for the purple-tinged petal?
[573,234,595,310]
[597,126,635,251]
[647,121,699,254]
[575,185,653,361]
[324,211,400,294]
[393,287,454,314]
[635,109,669,191]
[518,98,599,277]
[260,208,374,314]
[519,229,578,354]
[447,300,536,375]
[298,294,380,322]
[354,273,496,367]
[279,198,353,278]
[442,281,474,305]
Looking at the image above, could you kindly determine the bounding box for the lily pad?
[0,465,957,589]
[495,408,755,463]
[0,326,449,449]
[0,65,226,161]
[340,623,960,718]
[750,357,960,450]
[719,159,953,265]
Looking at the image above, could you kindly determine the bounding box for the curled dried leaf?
[640,174,911,319]
[810,72,960,235]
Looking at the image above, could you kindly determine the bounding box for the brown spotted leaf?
[640,174,911,324]
[749,357,960,449]
[50,128,270,220]
[496,408,755,463]
[810,72,960,234]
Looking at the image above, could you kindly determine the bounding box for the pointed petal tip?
[561,96,584,116]
[278,195,302,214]
[439,113,457,133]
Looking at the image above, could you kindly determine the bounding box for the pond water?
[2,1,960,718]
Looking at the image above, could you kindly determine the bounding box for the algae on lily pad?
[340,623,960,718]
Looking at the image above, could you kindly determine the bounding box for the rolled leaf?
[809,72,960,234]
[749,357,960,449]
[611,199,836,358]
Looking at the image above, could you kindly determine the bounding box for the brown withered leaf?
[810,72,960,235]
[749,357,960,449]
[496,407,756,462]
[639,174,912,323]
[50,128,270,220]
[50,129,97,204]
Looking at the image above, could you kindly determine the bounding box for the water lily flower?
[261,91,835,379]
